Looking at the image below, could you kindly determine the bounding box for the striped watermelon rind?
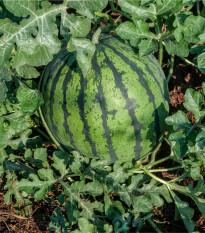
[39,35,169,164]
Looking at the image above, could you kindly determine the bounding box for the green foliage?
[1,0,205,232]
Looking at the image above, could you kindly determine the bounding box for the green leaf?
[116,20,156,48]
[116,22,140,47]
[132,195,153,213]
[165,110,192,131]
[108,162,131,184]
[190,163,201,181]
[18,169,56,200]
[66,0,108,18]
[156,0,183,16]
[183,88,205,121]
[0,82,7,103]
[61,14,91,38]
[0,67,12,102]
[171,191,195,233]
[71,180,103,196]
[0,3,62,73]
[196,52,205,73]
[49,207,69,233]
[134,179,172,208]
[64,200,79,226]
[190,44,205,55]
[3,0,39,17]
[196,129,205,150]
[169,132,188,158]
[17,65,40,79]
[118,0,156,20]
[33,148,49,168]
[77,218,95,232]
[183,15,205,44]
[202,82,205,94]
[17,84,44,115]
[68,38,96,77]
[165,40,189,57]
[138,39,158,56]
[53,151,70,177]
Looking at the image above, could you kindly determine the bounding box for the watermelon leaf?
[164,40,189,57]
[170,191,195,233]
[165,110,192,131]
[65,0,108,18]
[156,0,183,16]
[183,88,205,121]
[16,84,44,115]
[182,15,205,44]
[61,14,91,39]
[68,37,96,77]
[138,38,158,56]
[0,1,62,74]
[118,0,156,20]
[0,67,12,103]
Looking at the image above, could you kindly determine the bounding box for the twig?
[0,212,28,220]
[0,215,11,233]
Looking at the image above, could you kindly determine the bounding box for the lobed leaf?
[66,0,108,18]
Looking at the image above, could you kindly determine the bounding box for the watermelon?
[39,35,169,164]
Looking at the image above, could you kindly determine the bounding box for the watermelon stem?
[150,140,163,164]
[146,155,173,169]
[132,166,182,174]
[179,56,197,68]
[92,24,117,44]
[158,40,163,67]
[166,55,175,83]
[109,0,132,20]
[147,218,163,233]
[196,0,200,15]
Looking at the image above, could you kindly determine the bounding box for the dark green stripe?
[143,58,166,102]
[102,48,143,161]
[62,67,78,152]
[102,43,161,148]
[146,55,169,101]
[77,74,98,157]
[42,51,69,94]
[49,57,69,145]
[92,51,117,163]
[147,55,165,80]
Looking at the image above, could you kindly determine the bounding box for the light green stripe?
[102,45,156,157]
[83,69,111,162]
[52,65,73,148]
[42,55,69,139]
[98,48,136,161]
[65,71,92,157]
